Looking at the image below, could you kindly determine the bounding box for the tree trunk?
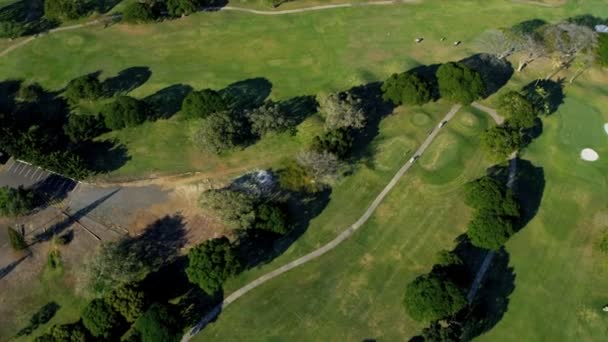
[570,68,586,84]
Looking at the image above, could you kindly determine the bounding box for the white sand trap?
[604,123,608,135]
[581,148,599,161]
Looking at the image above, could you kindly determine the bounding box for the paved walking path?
[181,104,462,341]
[472,101,504,125]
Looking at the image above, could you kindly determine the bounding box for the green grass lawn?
[1,0,606,179]
[2,0,608,340]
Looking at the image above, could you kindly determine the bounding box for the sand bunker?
[604,123,608,135]
[581,148,599,161]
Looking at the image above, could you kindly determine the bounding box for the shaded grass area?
[0,0,606,179]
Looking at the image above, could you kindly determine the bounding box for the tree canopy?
[319,92,365,130]
[480,125,523,160]
[0,186,36,217]
[123,2,158,23]
[498,91,537,129]
[199,188,256,230]
[102,96,150,130]
[134,303,180,342]
[254,202,289,234]
[64,114,106,143]
[381,72,432,106]
[81,298,123,339]
[467,210,514,250]
[181,89,227,119]
[403,273,467,322]
[44,0,87,21]
[35,322,89,342]
[436,62,485,104]
[311,127,353,159]
[64,75,103,104]
[193,111,244,154]
[464,176,519,216]
[106,282,148,322]
[246,101,295,136]
[186,237,242,294]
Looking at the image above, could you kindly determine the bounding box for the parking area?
[0,158,78,200]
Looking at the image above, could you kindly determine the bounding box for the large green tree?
[181,89,227,119]
[193,111,245,154]
[122,2,158,23]
[382,72,432,106]
[246,101,295,136]
[44,0,87,21]
[464,176,519,217]
[35,322,89,342]
[404,273,467,322]
[106,282,148,322]
[64,114,106,143]
[134,303,180,342]
[436,62,485,104]
[254,202,289,234]
[199,188,256,229]
[186,237,242,294]
[498,91,537,129]
[311,127,353,159]
[81,299,123,339]
[480,125,523,160]
[167,0,199,17]
[467,210,514,250]
[102,96,150,130]
[318,92,365,130]
[64,75,103,104]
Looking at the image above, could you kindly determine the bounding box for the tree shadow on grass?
[0,0,58,35]
[461,248,516,340]
[346,82,395,166]
[522,79,565,116]
[278,95,318,126]
[460,53,514,98]
[510,18,547,35]
[0,79,21,113]
[78,139,131,174]
[408,63,442,101]
[16,302,60,337]
[102,66,152,96]
[237,188,332,270]
[86,0,122,13]
[486,158,545,232]
[220,77,272,111]
[144,84,193,119]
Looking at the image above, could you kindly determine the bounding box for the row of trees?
[122,0,218,24]
[382,62,485,106]
[476,16,607,80]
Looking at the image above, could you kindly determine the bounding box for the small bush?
[47,250,62,269]
[311,127,353,159]
[7,226,27,251]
